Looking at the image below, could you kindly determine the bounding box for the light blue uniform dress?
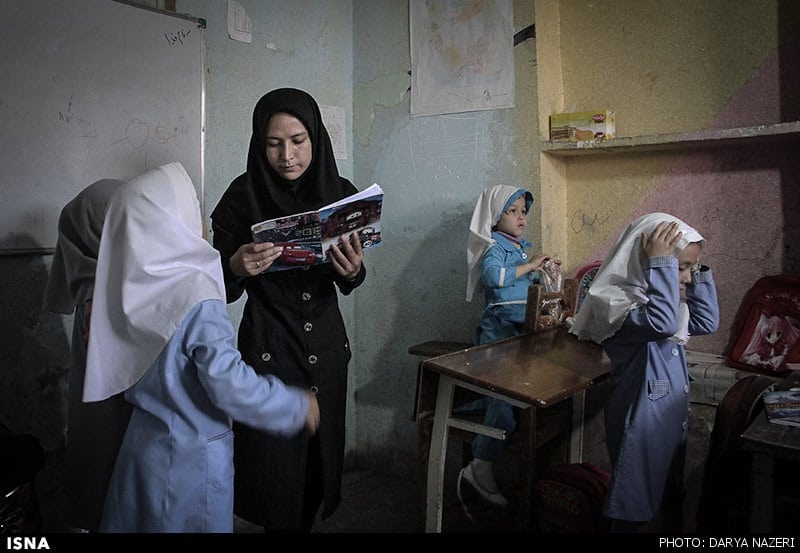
[465,231,541,461]
[601,257,718,522]
[100,300,309,533]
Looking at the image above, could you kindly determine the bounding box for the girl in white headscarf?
[569,213,719,532]
[84,162,319,533]
[459,185,558,509]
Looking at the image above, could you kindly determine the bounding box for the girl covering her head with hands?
[569,212,719,532]
[211,88,365,532]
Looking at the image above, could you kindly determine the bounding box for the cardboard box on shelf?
[549,110,615,142]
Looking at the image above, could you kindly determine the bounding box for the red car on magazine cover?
[276,243,316,266]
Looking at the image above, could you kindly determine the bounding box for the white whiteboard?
[0,0,204,253]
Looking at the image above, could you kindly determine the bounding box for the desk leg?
[750,452,774,533]
[519,406,537,529]
[426,375,455,533]
[569,389,586,463]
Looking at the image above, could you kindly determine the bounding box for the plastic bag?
[538,258,563,293]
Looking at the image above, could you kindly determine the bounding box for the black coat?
[210,88,365,529]
[213,217,365,530]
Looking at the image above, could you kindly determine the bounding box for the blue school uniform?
[475,231,540,344]
[100,300,308,533]
[601,258,718,522]
[465,231,540,460]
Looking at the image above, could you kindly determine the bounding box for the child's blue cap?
[503,189,534,214]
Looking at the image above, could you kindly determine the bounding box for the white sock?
[471,458,500,493]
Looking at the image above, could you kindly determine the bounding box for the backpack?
[725,274,800,375]
[574,260,603,313]
[533,462,611,533]
[695,374,776,533]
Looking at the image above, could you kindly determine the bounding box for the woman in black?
[210,88,365,532]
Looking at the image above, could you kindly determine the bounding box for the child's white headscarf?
[568,212,704,344]
[83,162,225,402]
[466,185,533,302]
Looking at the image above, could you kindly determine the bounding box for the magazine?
[251,183,383,272]
[762,388,800,427]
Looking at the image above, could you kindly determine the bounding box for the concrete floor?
[234,394,719,535]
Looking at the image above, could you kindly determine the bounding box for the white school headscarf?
[83,162,225,402]
[568,212,704,344]
[466,185,533,302]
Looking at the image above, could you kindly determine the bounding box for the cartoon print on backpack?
[725,274,800,374]
[739,314,800,372]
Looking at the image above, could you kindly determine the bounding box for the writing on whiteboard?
[110,112,188,152]
[165,27,192,46]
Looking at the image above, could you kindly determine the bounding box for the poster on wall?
[409,0,515,117]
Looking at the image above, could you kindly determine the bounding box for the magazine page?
[763,389,800,427]
[251,210,323,271]
[249,183,384,270]
[319,183,383,262]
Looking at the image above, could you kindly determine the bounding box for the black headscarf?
[211,88,356,243]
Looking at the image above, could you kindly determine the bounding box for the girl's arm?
[480,245,525,289]
[614,256,683,343]
[686,266,720,336]
[480,247,555,288]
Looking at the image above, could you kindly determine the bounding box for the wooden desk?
[740,372,800,533]
[420,327,612,532]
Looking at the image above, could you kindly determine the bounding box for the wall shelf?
[541,121,800,157]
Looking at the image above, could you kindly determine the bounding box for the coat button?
[310,386,319,394]
[684,384,689,394]
[682,420,688,431]
[304,322,313,332]
[302,292,311,301]
[261,352,271,362]
[308,355,318,364]
[671,348,679,356]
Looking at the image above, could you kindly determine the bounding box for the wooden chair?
[524,279,578,332]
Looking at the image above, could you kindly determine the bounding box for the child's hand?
[641,221,682,258]
[529,253,552,271]
[305,391,320,434]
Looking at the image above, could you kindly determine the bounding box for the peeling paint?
[264,41,294,56]
[354,73,411,147]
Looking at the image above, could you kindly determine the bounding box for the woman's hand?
[328,232,364,281]
[642,221,682,258]
[229,241,284,277]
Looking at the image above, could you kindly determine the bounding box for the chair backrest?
[524,279,578,333]
[574,260,603,313]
